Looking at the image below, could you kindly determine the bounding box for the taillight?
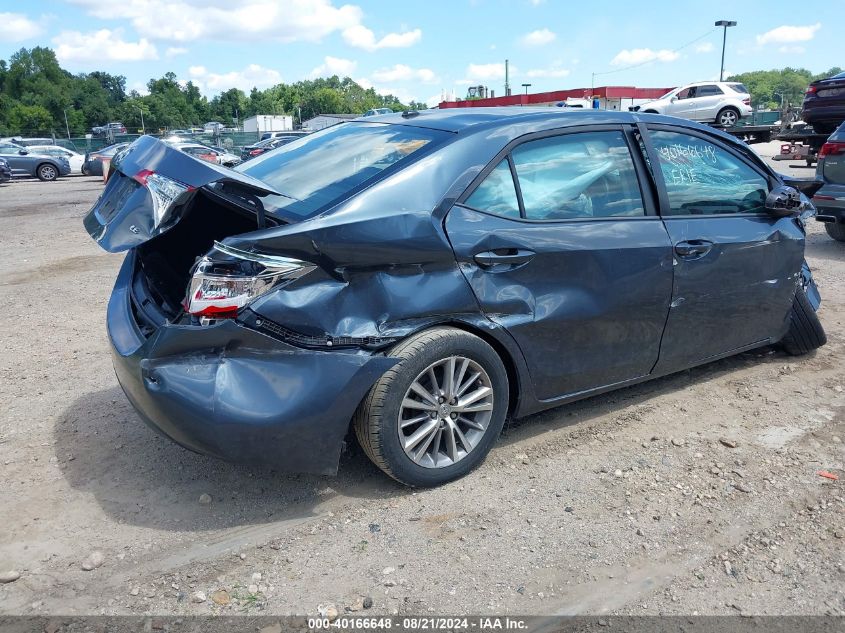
[132,170,195,230]
[819,142,845,158]
[806,85,817,95]
[185,242,316,319]
[249,149,263,156]
[743,98,751,106]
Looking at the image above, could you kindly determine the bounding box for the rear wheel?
[780,288,827,355]
[354,327,509,487]
[824,222,845,242]
[36,163,58,181]
[716,107,739,127]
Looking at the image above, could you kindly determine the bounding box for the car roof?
[359,107,739,136]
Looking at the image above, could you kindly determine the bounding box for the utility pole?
[137,105,146,134]
[505,59,510,96]
[63,109,71,139]
[715,20,737,81]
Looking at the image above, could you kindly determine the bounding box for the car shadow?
[55,344,802,535]
[53,386,405,533]
[806,228,845,262]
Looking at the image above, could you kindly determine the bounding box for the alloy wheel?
[398,356,494,469]
[718,110,738,126]
[39,165,56,180]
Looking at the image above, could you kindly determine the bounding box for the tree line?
[1,46,841,137]
[726,66,842,110]
[0,47,427,137]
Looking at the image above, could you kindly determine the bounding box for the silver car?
[813,121,845,241]
[633,81,753,127]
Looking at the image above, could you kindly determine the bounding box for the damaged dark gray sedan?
[85,109,826,487]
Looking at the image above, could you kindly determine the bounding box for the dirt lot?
[0,146,843,619]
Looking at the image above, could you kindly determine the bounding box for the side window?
[676,88,691,99]
[464,159,520,218]
[511,131,645,220]
[697,84,724,97]
[648,130,769,215]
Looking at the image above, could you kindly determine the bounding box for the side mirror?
[670,96,677,102]
[765,185,803,217]
[18,149,27,155]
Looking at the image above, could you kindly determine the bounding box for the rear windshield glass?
[833,72,845,79]
[727,83,749,94]
[237,122,449,220]
[831,122,845,141]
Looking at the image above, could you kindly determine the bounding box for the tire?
[811,122,836,135]
[716,107,740,127]
[81,165,89,176]
[780,288,827,356]
[36,163,58,181]
[353,327,509,487]
[825,222,845,242]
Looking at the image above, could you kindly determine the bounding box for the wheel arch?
[36,161,58,178]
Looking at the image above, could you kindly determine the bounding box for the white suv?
[632,81,752,127]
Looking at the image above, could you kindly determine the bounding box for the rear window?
[832,72,845,80]
[238,122,449,220]
[727,83,749,95]
[830,122,845,141]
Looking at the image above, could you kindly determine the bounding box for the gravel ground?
[0,144,842,618]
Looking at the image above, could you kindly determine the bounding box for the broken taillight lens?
[185,242,315,319]
[132,170,195,230]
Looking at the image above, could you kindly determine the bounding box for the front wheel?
[716,107,739,127]
[780,288,827,355]
[354,327,509,487]
[37,163,58,181]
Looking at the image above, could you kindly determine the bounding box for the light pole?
[522,83,532,95]
[136,105,146,135]
[63,109,71,139]
[715,20,737,82]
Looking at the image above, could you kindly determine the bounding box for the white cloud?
[188,63,282,94]
[310,55,357,78]
[521,28,555,47]
[0,12,43,41]
[465,62,512,81]
[342,24,421,51]
[165,46,188,58]
[53,29,158,63]
[610,48,679,66]
[778,45,806,54]
[66,0,421,51]
[756,23,820,45]
[695,42,714,53]
[526,66,570,79]
[371,64,438,83]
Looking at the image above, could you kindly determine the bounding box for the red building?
[439,85,675,111]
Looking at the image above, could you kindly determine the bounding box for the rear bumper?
[801,102,845,125]
[814,184,845,222]
[108,253,397,474]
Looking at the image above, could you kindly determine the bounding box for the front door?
[446,127,674,401]
[642,126,806,373]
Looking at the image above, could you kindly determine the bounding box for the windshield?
[658,88,678,100]
[236,122,449,220]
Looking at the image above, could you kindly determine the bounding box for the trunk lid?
[83,135,280,253]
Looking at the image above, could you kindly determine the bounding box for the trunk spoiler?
[83,136,281,253]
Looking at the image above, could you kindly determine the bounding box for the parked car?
[92,122,127,137]
[259,130,307,142]
[0,146,70,180]
[631,82,752,127]
[165,140,239,167]
[3,137,56,147]
[26,145,85,174]
[0,157,11,183]
[203,122,224,133]
[802,71,845,135]
[363,107,393,117]
[240,135,301,161]
[82,142,130,176]
[813,121,845,241]
[84,109,826,487]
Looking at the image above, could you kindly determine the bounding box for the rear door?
[639,125,805,373]
[446,126,674,401]
[691,84,726,121]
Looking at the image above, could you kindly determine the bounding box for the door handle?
[473,249,535,268]
[674,240,713,259]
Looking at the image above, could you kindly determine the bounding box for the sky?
[0,0,840,107]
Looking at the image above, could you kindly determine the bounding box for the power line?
[591,27,719,85]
